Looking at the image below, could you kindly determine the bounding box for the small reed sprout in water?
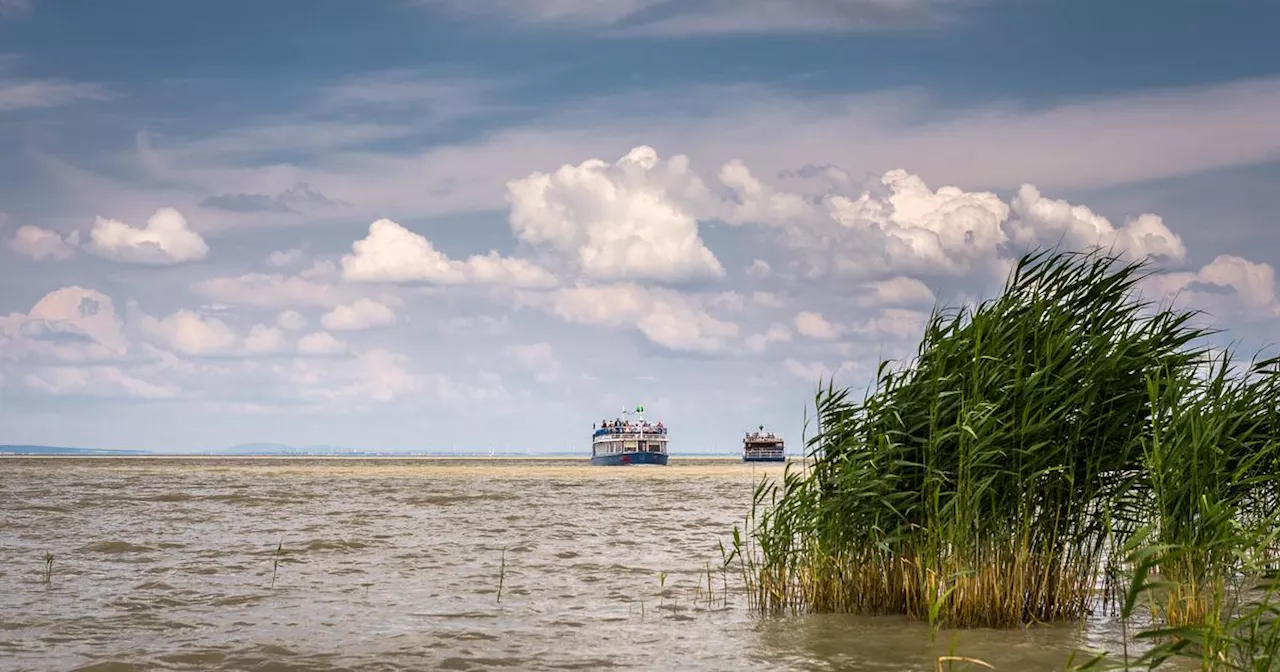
[496,547,506,604]
[729,248,1280,635]
[693,561,730,610]
[41,552,54,587]
[270,538,284,588]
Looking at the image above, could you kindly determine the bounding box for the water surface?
[1,457,1140,671]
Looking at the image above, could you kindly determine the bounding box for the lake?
[0,458,1139,671]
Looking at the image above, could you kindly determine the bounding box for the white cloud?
[750,291,785,309]
[720,160,822,227]
[7,225,78,261]
[1009,185,1186,262]
[506,146,724,282]
[526,283,739,353]
[135,310,237,356]
[274,348,419,403]
[1145,255,1280,320]
[505,342,563,382]
[794,311,839,340]
[1197,255,1278,310]
[276,310,307,331]
[859,276,937,307]
[746,322,793,353]
[85,208,208,265]
[0,286,128,363]
[321,298,398,331]
[243,324,289,355]
[782,358,863,383]
[747,259,773,278]
[849,308,930,339]
[297,331,346,356]
[266,248,306,267]
[298,260,339,281]
[818,169,1011,279]
[341,218,557,287]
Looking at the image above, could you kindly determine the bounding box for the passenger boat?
[591,405,669,466]
[743,425,785,462]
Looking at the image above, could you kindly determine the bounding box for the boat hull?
[743,455,786,463]
[591,451,669,466]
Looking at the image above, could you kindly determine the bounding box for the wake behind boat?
[591,405,669,466]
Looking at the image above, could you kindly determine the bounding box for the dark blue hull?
[591,451,669,466]
[743,455,787,463]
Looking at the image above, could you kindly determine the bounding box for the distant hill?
[212,443,365,455]
[0,445,152,455]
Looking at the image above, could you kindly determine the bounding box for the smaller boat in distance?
[743,425,785,462]
[591,405,669,466]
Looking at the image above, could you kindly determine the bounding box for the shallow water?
[1,457,1148,671]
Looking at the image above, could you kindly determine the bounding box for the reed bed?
[731,249,1280,637]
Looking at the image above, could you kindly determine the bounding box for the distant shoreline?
[0,454,778,460]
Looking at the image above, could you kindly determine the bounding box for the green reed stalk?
[271,538,284,588]
[496,547,506,604]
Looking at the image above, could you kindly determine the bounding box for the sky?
[1,0,1278,452]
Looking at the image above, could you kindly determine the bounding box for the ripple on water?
[79,541,153,554]
[1,458,1131,672]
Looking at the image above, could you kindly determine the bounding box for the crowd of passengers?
[594,419,666,434]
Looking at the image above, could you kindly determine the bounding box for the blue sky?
[2,0,1279,452]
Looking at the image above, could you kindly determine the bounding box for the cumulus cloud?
[849,308,930,339]
[85,208,208,265]
[7,225,78,261]
[746,322,793,353]
[297,331,346,355]
[524,283,739,353]
[341,218,557,287]
[275,348,419,403]
[506,146,724,282]
[746,259,773,278]
[321,298,398,331]
[819,169,1012,278]
[276,309,308,331]
[859,276,938,307]
[135,310,237,356]
[1145,255,1280,320]
[781,358,841,383]
[794,311,839,340]
[266,248,307,267]
[0,286,128,363]
[243,324,289,355]
[1009,185,1186,262]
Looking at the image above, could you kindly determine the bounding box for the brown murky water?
[1,457,1139,671]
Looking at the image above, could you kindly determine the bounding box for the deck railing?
[592,429,668,439]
